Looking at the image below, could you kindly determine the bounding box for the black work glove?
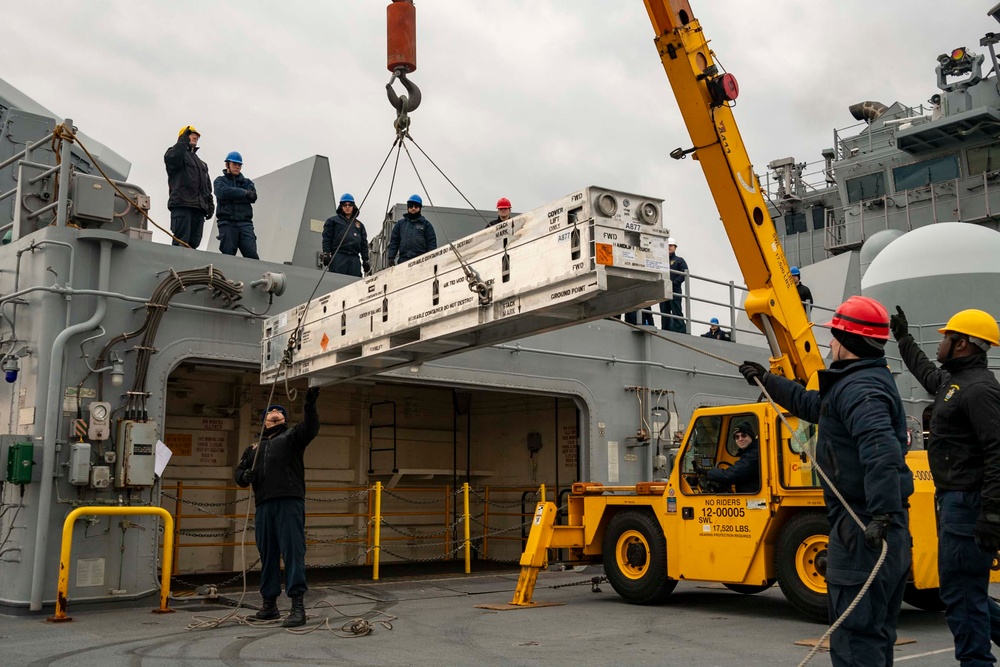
[305,386,320,406]
[241,469,255,485]
[363,261,372,275]
[864,514,892,550]
[246,190,258,202]
[890,306,908,341]
[388,258,396,267]
[975,514,1000,555]
[321,252,332,266]
[739,361,767,386]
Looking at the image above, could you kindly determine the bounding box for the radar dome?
[859,229,904,277]
[862,222,1000,329]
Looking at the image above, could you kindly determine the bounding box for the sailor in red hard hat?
[739,295,913,666]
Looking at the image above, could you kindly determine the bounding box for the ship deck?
[3,566,976,666]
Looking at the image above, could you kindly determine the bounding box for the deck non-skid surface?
[3,569,977,666]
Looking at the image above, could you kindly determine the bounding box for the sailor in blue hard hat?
[701,316,731,342]
[386,193,437,266]
[213,150,259,259]
[790,266,813,311]
[322,193,371,277]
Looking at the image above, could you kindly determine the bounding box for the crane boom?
[643,0,824,384]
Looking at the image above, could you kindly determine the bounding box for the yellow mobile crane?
[511,0,968,621]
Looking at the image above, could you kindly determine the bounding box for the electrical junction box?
[90,465,111,489]
[69,173,115,224]
[5,441,35,484]
[114,420,157,487]
[262,186,671,385]
[69,442,91,485]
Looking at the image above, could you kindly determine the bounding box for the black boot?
[282,594,306,627]
[254,597,280,621]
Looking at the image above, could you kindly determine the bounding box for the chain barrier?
[303,488,371,504]
[468,487,540,509]
[381,487,461,505]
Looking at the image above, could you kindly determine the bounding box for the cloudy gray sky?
[2,0,992,314]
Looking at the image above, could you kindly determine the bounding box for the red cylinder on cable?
[387,0,416,73]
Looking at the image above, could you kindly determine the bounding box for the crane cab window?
[681,414,760,494]
[681,415,723,475]
[778,416,821,489]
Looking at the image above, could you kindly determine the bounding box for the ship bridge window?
[811,206,826,230]
[784,211,807,235]
[892,155,959,191]
[968,146,1000,175]
[846,172,886,204]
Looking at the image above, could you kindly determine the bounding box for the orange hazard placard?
[320,332,330,351]
[595,243,614,266]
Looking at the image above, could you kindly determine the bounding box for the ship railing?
[0,125,68,235]
[827,171,1000,253]
[619,268,834,356]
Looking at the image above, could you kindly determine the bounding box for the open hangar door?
[159,361,580,575]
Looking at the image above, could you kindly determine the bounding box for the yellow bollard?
[463,482,471,574]
[373,481,382,581]
[49,506,174,622]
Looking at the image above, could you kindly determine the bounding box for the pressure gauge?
[88,401,112,441]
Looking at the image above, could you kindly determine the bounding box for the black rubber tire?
[903,584,946,612]
[602,509,677,605]
[775,511,830,622]
[724,580,775,595]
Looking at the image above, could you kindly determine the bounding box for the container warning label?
[596,243,614,266]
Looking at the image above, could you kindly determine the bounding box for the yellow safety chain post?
[373,481,383,581]
[49,506,175,622]
[539,483,546,504]
[463,482,471,574]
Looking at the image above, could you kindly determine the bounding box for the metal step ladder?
[368,400,398,473]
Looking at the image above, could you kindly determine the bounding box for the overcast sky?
[2,0,992,318]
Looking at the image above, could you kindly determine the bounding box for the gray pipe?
[54,118,72,228]
[29,238,112,610]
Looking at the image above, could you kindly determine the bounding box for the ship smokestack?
[849,101,889,122]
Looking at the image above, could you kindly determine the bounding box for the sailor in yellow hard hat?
[891,306,1000,665]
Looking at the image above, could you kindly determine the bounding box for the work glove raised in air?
[739,361,768,387]
[305,386,320,406]
[975,512,1000,555]
[864,514,892,550]
[890,306,909,341]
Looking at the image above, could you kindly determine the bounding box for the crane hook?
[386,68,422,115]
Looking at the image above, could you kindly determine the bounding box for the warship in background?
[765,7,1000,335]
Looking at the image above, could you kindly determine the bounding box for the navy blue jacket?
[164,137,214,218]
[707,439,760,492]
[387,213,437,263]
[213,171,256,223]
[322,207,369,277]
[762,357,914,522]
[898,335,1000,504]
[234,401,320,507]
[701,327,731,342]
[669,252,688,294]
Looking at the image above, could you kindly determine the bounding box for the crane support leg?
[509,502,559,606]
